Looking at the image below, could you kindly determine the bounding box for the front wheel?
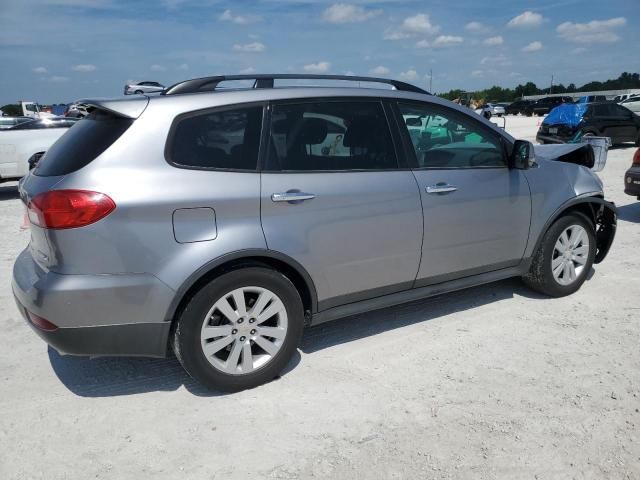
[523,214,596,297]
[173,267,304,391]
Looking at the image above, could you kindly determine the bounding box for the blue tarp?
[542,103,588,127]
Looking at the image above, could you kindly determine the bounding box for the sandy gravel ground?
[0,115,638,479]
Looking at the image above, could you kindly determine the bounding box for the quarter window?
[265,101,398,171]
[168,106,263,170]
[399,103,506,168]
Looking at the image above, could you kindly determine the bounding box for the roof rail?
[163,74,430,96]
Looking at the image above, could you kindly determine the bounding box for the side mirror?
[511,140,536,169]
[405,117,422,127]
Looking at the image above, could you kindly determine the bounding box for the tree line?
[438,72,640,103]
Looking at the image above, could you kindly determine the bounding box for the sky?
[0,0,638,104]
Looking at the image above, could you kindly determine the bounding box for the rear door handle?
[271,192,316,202]
[426,184,457,194]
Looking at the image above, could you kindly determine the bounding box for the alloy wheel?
[551,225,590,286]
[200,286,288,375]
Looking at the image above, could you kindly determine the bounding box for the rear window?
[34,111,133,177]
[166,105,263,171]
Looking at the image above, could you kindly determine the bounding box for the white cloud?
[219,9,260,25]
[322,4,381,23]
[483,36,503,46]
[370,65,390,75]
[471,70,484,78]
[239,67,256,74]
[571,47,587,54]
[72,63,96,72]
[480,54,511,66]
[402,13,439,34]
[522,41,542,52]
[433,35,463,47]
[177,63,189,71]
[303,61,331,73]
[150,64,166,72]
[233,42,265,53]
[510,72,523,77]
[415,39,430,48]
[557,17,626,44]
[32,66,48,74]
[399,69,418,81]
[385,13,439,40]
[49,76,69,82]
[507,11,544,28]
[465,21,489,34]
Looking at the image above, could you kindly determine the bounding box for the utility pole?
[548,74,554,94]
[429,68,433,93]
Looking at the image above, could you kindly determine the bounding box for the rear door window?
[167,105,263,171]
[34,111,133,176]
[265,100,398,171]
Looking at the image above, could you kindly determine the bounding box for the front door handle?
[426,184,457,194]
[271,192,316,203]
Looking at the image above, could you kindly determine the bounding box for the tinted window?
[594,104,613,116]
[168,106,262,170]
[35,111,133,176]
[399,103,506,168]
[266,101,397,171]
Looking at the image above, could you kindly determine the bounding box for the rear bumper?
[624,167,640,197]
[12,249,174,357]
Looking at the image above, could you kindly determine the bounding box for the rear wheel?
[523,214,596,297]
[173,267,304,391]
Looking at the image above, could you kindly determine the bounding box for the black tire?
[173,267,304,391]
[523,214,596,297]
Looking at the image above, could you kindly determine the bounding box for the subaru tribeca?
[12,74,617,391]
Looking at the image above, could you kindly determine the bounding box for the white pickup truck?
[0,117,77,181]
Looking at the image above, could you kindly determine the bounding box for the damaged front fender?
[593,199,617,264]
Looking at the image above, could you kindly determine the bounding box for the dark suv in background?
[525,96,573,116]
[505,99,533,115]
[537,102,640,145]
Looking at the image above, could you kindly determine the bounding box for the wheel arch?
[165,249,318,326]
[529,195,617,265]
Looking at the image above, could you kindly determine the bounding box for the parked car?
[506,99,534,115]
[13,74,616,391]
[524,96,573,117]
[0,116,32,130]
[620,96,640,113]
[479,103,505,118]
[123,81,165,95]
[576,95,607,103]
[624,148,640,200]
[536,102,640,146]
[614,93,640,103]
[0,117,77,181]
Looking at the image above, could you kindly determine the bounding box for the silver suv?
[12,74,617,391]
[124,80,165,95]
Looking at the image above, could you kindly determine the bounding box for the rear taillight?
[27,311,58,331]
[633,149,640,166]
[27,189,116,229]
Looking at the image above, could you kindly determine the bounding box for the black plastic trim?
[163,74,429,96]
[165,249,319,321]
[311,266,524,325]
[16,296,171,357]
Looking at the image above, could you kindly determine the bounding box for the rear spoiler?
[73,97,149,119]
